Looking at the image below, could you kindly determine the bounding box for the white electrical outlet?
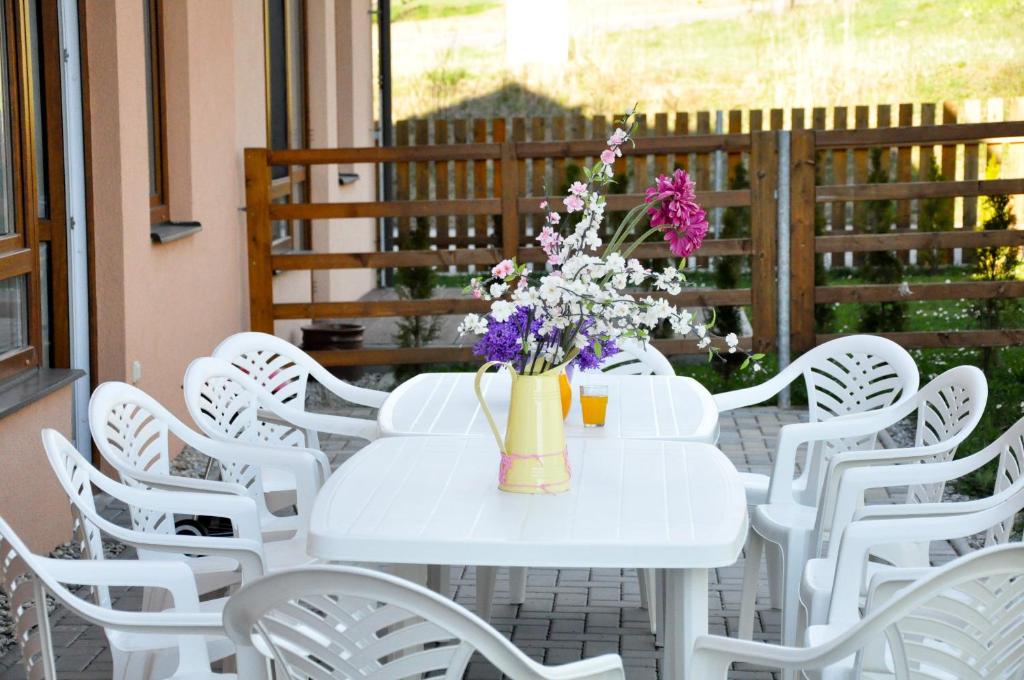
[131,360,142,384]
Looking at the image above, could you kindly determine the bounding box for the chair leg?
[509,567,527,604]
[475,566,497,623]
[767,542,784,609]
[781,534,810,648]
[738,531,764,640]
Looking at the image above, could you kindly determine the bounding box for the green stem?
[619,227,662,260]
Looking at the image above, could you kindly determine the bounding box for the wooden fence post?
[245,148,274,333]
[790,129,817,354]
[749,131,778,354]
[500,140,520,260]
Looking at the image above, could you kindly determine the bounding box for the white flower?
[489,282,508,298]
[697,336,711,349]
[457,313,488,336]
[490,300,515,322]
[725,332,739,353]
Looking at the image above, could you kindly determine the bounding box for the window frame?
[145,0,169,225]
[264,0,310,253]
[0,0,70,382]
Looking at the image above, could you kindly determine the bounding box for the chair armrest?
[691,634,832,678]
[536,654,625,679]
[712,368,799,412]
[826,453,1000,556]
[766,404,914,504]
[126,468,250,497]
[265,399,380,442]
[828,504,1022,624]
[313,370,389,409]
[40,556,225,636]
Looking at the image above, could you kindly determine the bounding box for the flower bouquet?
[461,110,763,494]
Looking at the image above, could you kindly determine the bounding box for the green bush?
[393,218,442,381]
[858,148,907,333]
[916,157,954,274]
[713,161,750,377]
[971,156,1020,376]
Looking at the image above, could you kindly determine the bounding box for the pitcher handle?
[474,361,508,454]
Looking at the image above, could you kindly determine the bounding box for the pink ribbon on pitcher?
[499,448,571,494]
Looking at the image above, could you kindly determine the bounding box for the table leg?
[663,568,708,680]
[475,565,497,622]
[655,569,666,647]
[427,565,452,598]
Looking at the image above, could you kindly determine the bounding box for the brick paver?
[0,404,956,679]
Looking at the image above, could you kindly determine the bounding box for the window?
[0,0,70,380]
[145,0,168,224]
[265,0,309,251]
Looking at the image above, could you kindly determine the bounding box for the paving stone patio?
[0,403,957,679]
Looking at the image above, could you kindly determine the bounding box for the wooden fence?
[245,118,1024,367]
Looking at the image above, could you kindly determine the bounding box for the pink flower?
[548,212,561,224]
[539,200,548,209]
[472,287,482,299]
[568,181,587,196]
[600,149,617,165]
[608,128,628,146]
[537,226,564,263]
[644,169,709,258]
[491,259,516,279]
[563,195,584,213]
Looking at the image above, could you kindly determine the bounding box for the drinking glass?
[579,385,609,428]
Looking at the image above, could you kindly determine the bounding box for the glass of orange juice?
[579,385,609,428]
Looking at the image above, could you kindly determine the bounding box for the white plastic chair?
[222,564,624,680]
[692,543,1024,680]
[597,338,675,376]
[0,515,231,680]
[799,413,1024,633]
[90,381,322,542]
[44,428,313,600]
[738,365,985,651]
[211,331,384,445]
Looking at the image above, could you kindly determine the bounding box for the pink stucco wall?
[0,387,74,553]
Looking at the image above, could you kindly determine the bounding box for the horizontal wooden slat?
[273,238,754,271]
[309,335,756,367]
[817,329,1024,349]
[310,346,478,366]
[0,249,35,280]
[516,133,750,159]
[274,289,752,320]
[269,198,501,220]
[817,178,1024,202]
[267,144,501,165]
[815,229,1024,253]
[815,121,1024,148]
[273,248,507,270]
[517,189,751,213]
[816,280,1024,304]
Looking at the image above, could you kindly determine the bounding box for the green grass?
[392,0,500,23]
[391,0,1024,119]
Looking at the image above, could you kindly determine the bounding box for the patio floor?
[0,403,957,680]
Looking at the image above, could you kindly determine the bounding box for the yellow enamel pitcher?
[475,359,572,494]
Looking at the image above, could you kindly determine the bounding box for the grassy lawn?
[389,0,1024,119]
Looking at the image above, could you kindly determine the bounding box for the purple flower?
[645,169,709,258]
[473,307,540,372]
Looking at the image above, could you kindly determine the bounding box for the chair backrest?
[0,515,216,680]
[903,365,987,506]
[0,519,55,680]
[878,545,1024,679]
[183,356,308,451]
[598,339,675,376]
[982,415,1024,546]
[223,565,624,680]
[693,544,1024,680]
[40,430,113,609]
[796,335,920,425]
[89,381,269,508]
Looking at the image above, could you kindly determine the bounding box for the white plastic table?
[378,372,719,443]
[309,435,748,679]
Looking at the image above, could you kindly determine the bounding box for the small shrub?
[858,148,907,333]
[393,218,442,381]
[917,157,954,274]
